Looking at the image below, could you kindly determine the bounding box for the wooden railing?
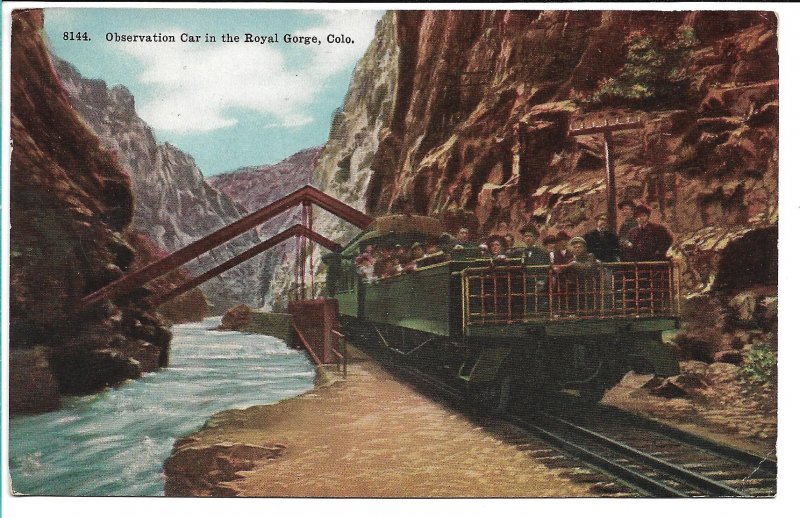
[461,262,679,327]
[291,322,347,378]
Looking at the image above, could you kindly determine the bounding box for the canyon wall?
[53,58,265,311]
[9,10,174,413]
[268,12,399,308]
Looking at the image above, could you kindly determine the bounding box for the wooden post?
[569,116,644,233]
[604,130,617,231]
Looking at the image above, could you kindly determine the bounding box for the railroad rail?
[348,329,776,497]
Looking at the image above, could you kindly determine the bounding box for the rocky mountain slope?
[53,58,265,311]
[9,10,174,413]
[208,147,320,305]
[365,11,777,294]
[266,11,777,364]
[267,12,399,308]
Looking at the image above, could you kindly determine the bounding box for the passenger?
[626,205,673,261]
[618,200,637,259]
[498,222,511,235]
[382,256,402,277]
[373,246,393,278]
[554,230,574,265]
[583,214,621,262]
[453,227,472,250]
[518,229,550,265]
[504,232,517,252]
[438,232,456,253]
[543,234,559,264]
[488,239,507,259]
[554,237,609,314]
[424,240,440,256]
[354,245,375,281]
[395,244,411,266]
[563,237,601,269]
[402,242,425,272]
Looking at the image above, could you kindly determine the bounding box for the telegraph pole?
[569,116,644,231]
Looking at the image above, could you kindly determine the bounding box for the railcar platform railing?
[460,261,679,327]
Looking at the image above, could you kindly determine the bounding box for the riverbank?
[163,344,778,497]
[163,347,600,497]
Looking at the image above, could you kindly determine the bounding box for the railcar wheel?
[467,374,513,416]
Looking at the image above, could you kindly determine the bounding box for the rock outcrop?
[9,9,172,412]
[53,57,265,311]
[366,11,777,298]
[261,11,776,315]
[164,439,285,497]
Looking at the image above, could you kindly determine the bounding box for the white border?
[2,2,798,517]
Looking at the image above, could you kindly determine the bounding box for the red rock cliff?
[367,11,777,295]
[9,9,174,413]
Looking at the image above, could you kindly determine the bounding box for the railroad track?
[349,333,777,497]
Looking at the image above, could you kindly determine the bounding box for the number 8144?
[63,32,90,41]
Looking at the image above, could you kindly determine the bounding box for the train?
[325,214,681,413]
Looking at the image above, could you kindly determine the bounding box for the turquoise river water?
[8,317,316,496]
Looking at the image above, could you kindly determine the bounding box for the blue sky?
[43,8,383,176]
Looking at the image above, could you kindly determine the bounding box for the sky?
[43,7,383,176]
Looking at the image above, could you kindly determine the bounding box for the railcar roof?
[341,214,445,256]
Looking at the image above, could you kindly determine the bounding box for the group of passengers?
[354,241,443,281]
[457,201,673,270]
[354,201,672,282]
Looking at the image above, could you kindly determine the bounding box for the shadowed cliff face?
[52,58,265,311]
[9,9,172,412]
[365,10,777,295]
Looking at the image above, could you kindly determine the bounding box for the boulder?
[50,348,142,395]
[728,290,759,326]
[680,360,710,376]
[8,347,61,414]
[218,304,252,331]
[713,349,744,365]
[672,331,718,363]
[164,442,285,497]
[118,339,162,372]
[760,296,778,326]
[650,373,710,398]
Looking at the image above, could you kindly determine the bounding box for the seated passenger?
[488,239,507,259]
[355,244,376,280]
[504,232,518,252]
[543,234,558,264]
[424,240,440,257]
[453,227,473,250]
[403,242,425,272]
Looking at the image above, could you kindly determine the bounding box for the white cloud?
[114,11,382,135]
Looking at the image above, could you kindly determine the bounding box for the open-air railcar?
[328,216,680,412]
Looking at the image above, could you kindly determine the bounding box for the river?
[8,317,316,496]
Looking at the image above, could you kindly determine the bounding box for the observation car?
[326,215,680,412]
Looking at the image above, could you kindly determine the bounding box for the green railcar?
[329,216,680,413]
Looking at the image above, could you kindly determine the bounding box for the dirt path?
[165,349,597,497]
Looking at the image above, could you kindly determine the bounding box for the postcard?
[1,2,791,513]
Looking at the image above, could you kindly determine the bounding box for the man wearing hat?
[626,205,673,261]
[511,229,550,265]
[583,214,621,262]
